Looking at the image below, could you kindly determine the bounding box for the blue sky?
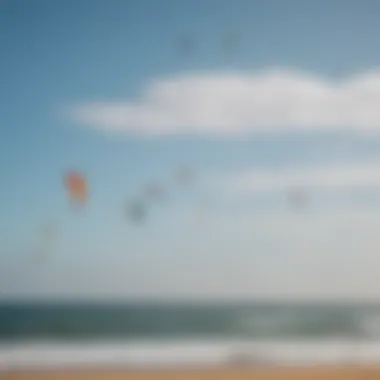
[3,0,380,300]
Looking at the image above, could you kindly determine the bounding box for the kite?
[175,166,195,187]
[144,182,166,202]
[64,171,87,206]
[288,187,308,210]
[221,30,239,54]
[126,200,147,224]
[179,35,195,55]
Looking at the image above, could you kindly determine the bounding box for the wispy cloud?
[226,162,380,194]
[70,68,380,136]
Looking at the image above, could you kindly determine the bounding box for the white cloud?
[70,68,380,135]
[227,162,380,194]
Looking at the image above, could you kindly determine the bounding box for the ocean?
[1,302,380,370]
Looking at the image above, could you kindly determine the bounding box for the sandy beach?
[2,367,380,380]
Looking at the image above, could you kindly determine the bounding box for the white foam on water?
[1,339,380,371]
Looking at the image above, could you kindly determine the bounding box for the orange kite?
[64,171,87,205]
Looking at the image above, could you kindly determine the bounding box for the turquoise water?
[1,302,380,342]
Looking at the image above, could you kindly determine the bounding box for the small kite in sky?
[288,187,308,210]
[179,35,195,55]
[175,166,195,187]
[144,182,166,202]
[126,199,147,224]
[221,30,239,54]
[64,171,88,207]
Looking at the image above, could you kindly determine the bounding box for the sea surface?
[1,302,380,370]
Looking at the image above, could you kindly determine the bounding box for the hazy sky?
[2,0,380,301]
